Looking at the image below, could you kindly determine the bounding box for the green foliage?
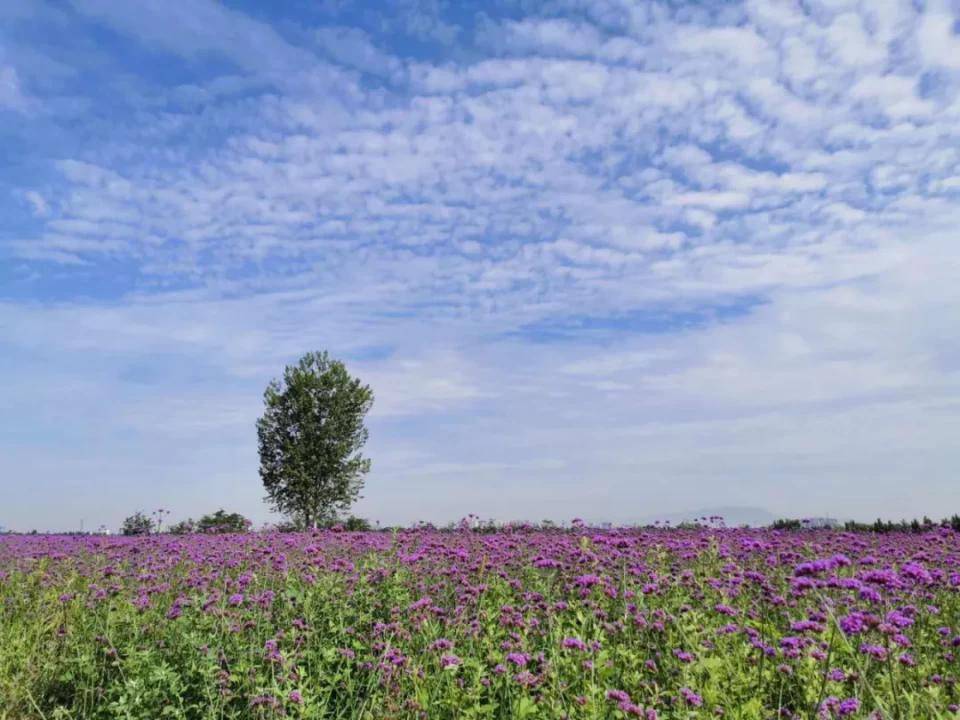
[257,351,374,530]
[169,512,250,535]
[168,519,197,535]
[196,510,251,534]
[271,518,301,533]
[120,512,154,536]
[771,515,959,533]
[335,516,372,531]
[770,518,803,530]
[4,529,960,719]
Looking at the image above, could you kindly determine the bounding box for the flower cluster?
[1,525,959,718]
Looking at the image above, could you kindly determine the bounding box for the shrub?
[120,511,154,536]
[168,519,196,535]
[196,510,251,534]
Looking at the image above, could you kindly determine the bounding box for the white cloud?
[365,353,485,418]
[825,12,887,68]
[850,74,932,119]
[68,0,316,73]
[780,36,822,84]
[666,191,752,210]
[3,0,960,527]
[0,64,27,111]
[495,18,605,57]
[673,25,773,67]
[23,190,48,216]
[916,7,960,69]
[314,26,405,80]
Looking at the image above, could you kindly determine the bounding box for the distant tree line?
[10,514,960,536]
[771,515,960,533]
[169,509,252,535]
[114,513,960,536]
[118,509,374,535]
[121,509,252,536]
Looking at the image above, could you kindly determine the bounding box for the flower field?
[2,526,959,719]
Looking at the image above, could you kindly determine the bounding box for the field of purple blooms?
[2,526,959,719]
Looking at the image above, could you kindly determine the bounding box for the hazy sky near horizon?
[2,0,960,531]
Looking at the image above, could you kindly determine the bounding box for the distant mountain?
[633,506,777,528]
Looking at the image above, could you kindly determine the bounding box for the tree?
[338,516,372,531]
[196,509,251,534]
[257,351,374,529]
[121,511,154,536]
[168,518,196,535]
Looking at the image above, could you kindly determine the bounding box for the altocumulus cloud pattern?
[1,0,959,529]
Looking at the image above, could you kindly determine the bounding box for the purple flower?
[408,596,432,611]
[574,574,601,588]
[249,694,279,709]
[898,653,916,667]
[839,612,868,635]
[506,652,529,667]
[900,562,931,583]
[132,594,150,611]
[513,670,538,687]
[780,636,803,650]
[859,643,887,661]
[618,700,646,716]
[264,639,282,663]
[886,610,914,628]
[837,698,860,716]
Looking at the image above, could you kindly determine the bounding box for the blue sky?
[2,0,960,531]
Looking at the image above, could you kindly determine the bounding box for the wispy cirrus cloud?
[0,64,29,112]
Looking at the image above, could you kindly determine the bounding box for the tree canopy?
[197,509,251,534]
[169,510,251,534]
[257,351,373,529]
[120,511,154,536]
